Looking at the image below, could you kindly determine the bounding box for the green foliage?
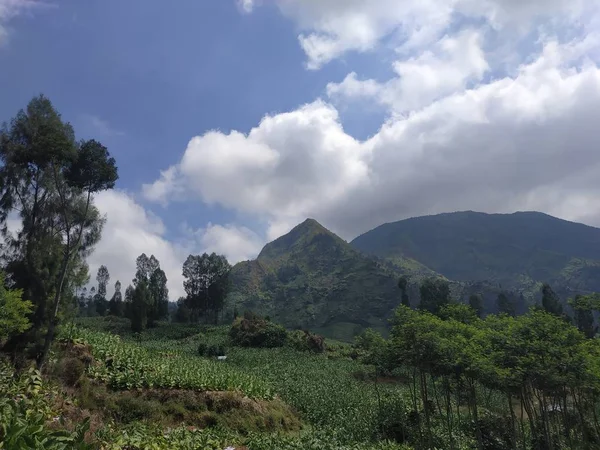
[229,313,287,348]
[0,272,32,342]
[0,362,92,449]
[438,302,480,324]
[419,277,450,315]
[496,292,515,316]
[67,326,273,398]
[228,219,422,339]
[541,282,564,316]
[468,293,483,317]
[182,253,231,324]
[288,329,326,353]
[569,294,599,338]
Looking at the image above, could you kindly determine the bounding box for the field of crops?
[67,319,413,448]
[67,327,274,399]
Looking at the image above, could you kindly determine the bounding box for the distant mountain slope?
[228,219,438,340]
[351,211,600,297]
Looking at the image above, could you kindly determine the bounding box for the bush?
[230,314,287,348]
[288,330,326,353]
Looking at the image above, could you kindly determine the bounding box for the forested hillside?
[352,211,600,298]
[227,219,431,340]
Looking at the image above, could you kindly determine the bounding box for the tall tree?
[398,275,410,307]
[0,95,75,335]
[108,280,123,317]
[148,268,168,326]
[468,293,483,318]
[497,292,515,317]
[182,253,231,324]
[129,254,168,330]
[0,96,118,367]
[95,265,110,316]
[541,283,563,316]
[123,284,135,320]
[419,278,450,315]
[39,138,117,367]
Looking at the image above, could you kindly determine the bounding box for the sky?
[1,0,599,299]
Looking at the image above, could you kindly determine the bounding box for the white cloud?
[237,0,255,14]
[192,223,264,263]
[327,29,490,113]
[89,190,188,300]
[143,101,369,223]
[145,35,600,240]
[242,0,595,69]
[0,0,48,46]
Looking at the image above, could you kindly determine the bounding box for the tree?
[0,272,33,342]
[39,138,117,366]
[419,278,450,315]
[569,294,598,339]
[497,292,515,317]
[124,284,135,320]
[108,280,123,317]
[0,96,75,344]
[468,293,483,318]
[541,283,563,316]
[174,296,191,323]
[131,281,149,333]
[0,96,118,367]
[398,275,410,307]
[95,265,110,316]
[128,254,168,330]
[182,253,231,324]
[148,268,168,326]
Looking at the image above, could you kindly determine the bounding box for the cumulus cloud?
[187,223,264,263]
[145,33,600,240]
[88,190,188,300]
[143,101,369,227]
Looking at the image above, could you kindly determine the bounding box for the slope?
[351,211,600,298]
[228,219,437,340]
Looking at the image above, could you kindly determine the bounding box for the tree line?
[353,276,600,449]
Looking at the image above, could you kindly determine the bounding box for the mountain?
[228,219,436,340]
[351,211,600,299]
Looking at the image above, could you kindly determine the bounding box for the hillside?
[351,211,600,298]
[228,219,437,340]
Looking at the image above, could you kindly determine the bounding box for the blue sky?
[0,0,387,238]
[1,0,599,298]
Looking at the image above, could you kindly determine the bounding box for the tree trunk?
[37,189,91,369]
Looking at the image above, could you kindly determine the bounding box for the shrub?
[230,314,287,348]
[288,330,326,353]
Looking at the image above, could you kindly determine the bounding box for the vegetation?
[351,211,600,303]
[4,96,600,449]
[228,218,427,340]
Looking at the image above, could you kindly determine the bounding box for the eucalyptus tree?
[0,95,118,367]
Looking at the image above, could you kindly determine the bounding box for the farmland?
[61,317,411,448]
